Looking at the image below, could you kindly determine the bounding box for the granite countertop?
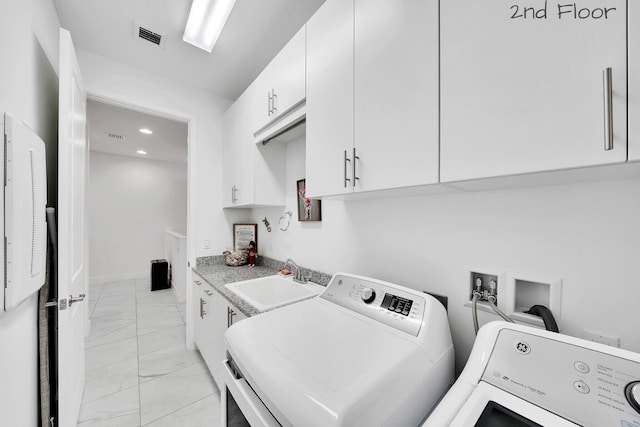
[192,256,332,317]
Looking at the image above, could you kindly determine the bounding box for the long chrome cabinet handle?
[344,150,351,188]
[272,89,277,114]
[603,67,614,151]
[231,186,238,204]
[268,91,272,116]
[353,147,359,187]
[227,307,237,327]
[199,298,206,319]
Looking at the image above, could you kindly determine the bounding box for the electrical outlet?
[583,329,620,347]
[470,271,499,303]
[203,239,211,249]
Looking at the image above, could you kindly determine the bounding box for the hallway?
[77,278,220,426]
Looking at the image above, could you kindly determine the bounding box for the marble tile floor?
[78,278,220,427]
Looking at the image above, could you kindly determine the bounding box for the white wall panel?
[88,152,187,280]
[0,0,61,424]
[252,138,640,373]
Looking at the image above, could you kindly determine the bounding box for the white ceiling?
[58,0,323,162]
[87,99,188,163]
[53,0,325,101]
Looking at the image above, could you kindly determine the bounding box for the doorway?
[85,99,189,292]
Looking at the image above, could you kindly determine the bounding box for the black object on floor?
[151,259,170,291]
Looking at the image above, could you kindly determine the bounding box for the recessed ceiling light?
[137,150,148,155]
[139,128,153,134]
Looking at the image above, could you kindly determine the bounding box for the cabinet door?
[250,63,275,134]
[272,26,306,117]
[227,305,247,326]
[192,280,205,346]
[441,0,627,182]
[209,297,247,390]
[630,0,640,162]
[233,92,255,206]
[354,0,439,192]
[305,0,355,198]
[252,28,306,134]
[203,288,228,390]
[222,103,238,207]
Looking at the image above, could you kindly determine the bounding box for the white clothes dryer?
[222,273,455,427]
[423,322,640,427]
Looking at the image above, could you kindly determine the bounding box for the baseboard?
[90,271,147,284]
[171,282,186,304]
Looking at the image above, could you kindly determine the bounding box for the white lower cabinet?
[193,276,247,390]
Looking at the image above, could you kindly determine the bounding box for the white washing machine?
[222,273,454,427]
[423,321,640,427]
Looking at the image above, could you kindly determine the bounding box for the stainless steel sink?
[224,275,323,311]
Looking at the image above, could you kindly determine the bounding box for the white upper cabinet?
[222,84,286,208]
[306,0,439,198]
[353,0,439,192]
[272,26,306,120]
[630,0,640,162]
[222,103,238,208]
[222,96,254,207]
[306,0,354,198]
[440,0,628,183]
[233,93,255,206]
[252,27,306,133]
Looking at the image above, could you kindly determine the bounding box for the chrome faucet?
[285,259,307,284]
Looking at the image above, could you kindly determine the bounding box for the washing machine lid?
[225,297,435,427]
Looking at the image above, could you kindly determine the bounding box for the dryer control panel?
[482,328,640,426]
[320,273,426,337]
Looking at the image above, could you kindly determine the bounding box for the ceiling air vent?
[133,21,166,48]
[139,27,162,45]
[105,132,126,141]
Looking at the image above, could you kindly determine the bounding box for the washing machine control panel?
[320,274,427,337]
[481,329,640,426]
[380,293,413,316]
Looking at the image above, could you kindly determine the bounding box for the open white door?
[57,28,88,427]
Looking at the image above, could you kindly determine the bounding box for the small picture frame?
[233,224,257,252]
[297,179,322,222]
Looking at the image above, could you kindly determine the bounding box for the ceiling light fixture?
[183,0,237,53]
[139,128,153,134]
[137,150,148,155]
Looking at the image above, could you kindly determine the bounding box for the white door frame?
[85,89,197,349]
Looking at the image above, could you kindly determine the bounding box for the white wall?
[89,151,187,281]
[76,50,251,257]
[75,50,249,346]
[0,0,61,424]
[251,136,640,372]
